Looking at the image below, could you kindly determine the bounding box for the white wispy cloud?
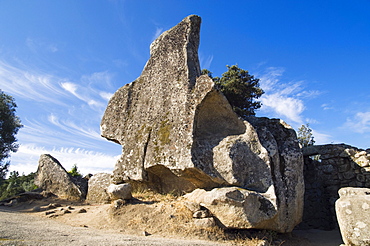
[199,54,214,70]
[60,81,107,110]
[9,144,119,175]
[18,117,104,151]
[81,71,114,89]
[100,91,113,101]
[152,27,164,42]
[311,129,332,145]
[0,60,67,104]
[345,111,370,133]
[321,103,333,110]
[261,94,305,123]
[61,72,116,110]
[47,113,101,140]
[258,67,320,124]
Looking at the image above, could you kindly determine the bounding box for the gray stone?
[112,199,126,208]
[183,201,201,213]
[86,173,112,204]
[185,187,293,233]
[193,217,216,228]
[107,183,132,200]
[193,210,210,218]
[343,171,356,180]
[339,163,351,173]
[336,187,370,246]
[34,154,85,200]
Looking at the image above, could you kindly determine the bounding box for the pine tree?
[202,65,264,118]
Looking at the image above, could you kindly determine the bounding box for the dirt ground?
[0,194,344,246]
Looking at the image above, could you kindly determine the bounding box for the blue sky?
[1,0,369,175]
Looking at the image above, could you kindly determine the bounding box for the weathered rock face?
[101,15,304,232]
[86,173,112,204]
[336,187,370,246]
[35,154,87,200]
[101,15,244,190]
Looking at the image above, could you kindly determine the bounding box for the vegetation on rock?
[201,65,264,118]
[68,164,82,177]
[297,123,315,147]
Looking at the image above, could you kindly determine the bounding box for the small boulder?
[193,217,216,228]
[86,173,112,204]
[336,187,370,246]
[193,210,210,219]
[107,183,132,200]
[112,199,126,209]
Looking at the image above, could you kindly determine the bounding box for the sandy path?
[0,208,223,246]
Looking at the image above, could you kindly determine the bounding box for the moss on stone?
[158,119,171,145]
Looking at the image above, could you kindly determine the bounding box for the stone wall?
[298,144,370,230]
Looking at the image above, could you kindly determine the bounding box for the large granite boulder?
[336,187,370,246]
[101,15,244,190]
[101,15,304,232]
[34,154,87,200]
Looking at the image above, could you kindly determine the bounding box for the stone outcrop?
[86,173,112,204]
[35,154,87,200]
[299,144,370,230]
[336,187,370,246]
[101,15,304,232]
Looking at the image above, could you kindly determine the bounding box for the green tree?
[202,65,264,118]
[0,90,23,179]
[297,123,315,147]
[68,164,82,177]
[0,171,37,200]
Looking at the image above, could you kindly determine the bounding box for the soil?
[0,194,344,246]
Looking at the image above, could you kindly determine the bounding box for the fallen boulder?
[185,187,277,230]
[336,187,370,246]
[34,154,87,200]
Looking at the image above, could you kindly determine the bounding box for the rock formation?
[336,187,370,246]
[35,154,87,200]
[101,15,304,232]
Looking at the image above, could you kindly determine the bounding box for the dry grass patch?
[107,189,287,245]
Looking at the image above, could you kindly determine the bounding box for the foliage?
[68,164,82,177]
[0,90,23,178]
[297,123,315,147]
[0,171,37,200]
[201,65,264,118]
